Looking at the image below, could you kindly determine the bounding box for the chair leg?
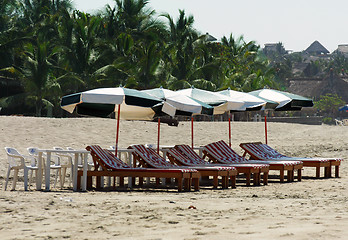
[213,176,218,189]
[59,169,63,188]
[280,170,284,183]
[69,166,73,187]
[256,173,261,186]
[327,165,332,178]
[335,166,339,178]
[53,168,62,188]
[297,169,302,181]
[193,178,199,191]
[221,176,227,189]
[287,170,292,182]
[12,169,19,190]
[119,177,124,187]
[23,168,29,191]
[28,170,34,189]
[4,166,11,191]
[61,167,67,187]
[316,167,320,178]
[230,175,236,189]
[177,178,183,192]
[245,173,251,186]
[263,172,269,185]
[324,166,330,178]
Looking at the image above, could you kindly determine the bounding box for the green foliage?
[314,93,345,116]
[0,0,282,116]
[322,117,334,125]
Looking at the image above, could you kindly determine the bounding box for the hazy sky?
[72,0,348,52]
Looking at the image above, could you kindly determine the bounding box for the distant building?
[334,44,348,57]
[204,32,217,42]
[287,75,348,102]
[304,40,329,55]
[263,43,287,56]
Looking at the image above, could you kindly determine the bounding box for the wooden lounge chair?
[171,144,270,186]
[167,148,238,188]
[81,145,200,192]
[171,144,271,186]
[240,142,343,178]
[128,144,235,189]
[203,140,303,183]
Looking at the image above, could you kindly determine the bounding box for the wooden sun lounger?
[128,144,234,189]
[239,142,343,178]
[167,148,238,188]
[179,143,269,186]
[202,140,303,184]
[78,145,200,192]
[171,144,267,186]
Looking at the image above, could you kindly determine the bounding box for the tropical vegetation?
[0,0,346,117]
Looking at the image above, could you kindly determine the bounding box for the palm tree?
[219,34,276,91]
[161,10,200,89]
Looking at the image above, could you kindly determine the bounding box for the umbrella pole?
[191,116,194,149]
[229,113,231,147]
[157,118,160,154]
[264,115,268,144]
[115,104,121,156]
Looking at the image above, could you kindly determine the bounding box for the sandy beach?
[0,116,347,240]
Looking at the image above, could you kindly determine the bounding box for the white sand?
[0,116,347,239]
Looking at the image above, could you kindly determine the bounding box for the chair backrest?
[5,147,25,167]
[6,147,22,156]
[174,145,208,165]
[203,140,247,163]
[239,142,285,160]
[167,148,194,166]
[129,144,176,168]
[86,145,130,170]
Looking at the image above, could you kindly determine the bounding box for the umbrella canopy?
[176,87,245,114]
[142,87,215,151]
[61,87,162,120]
[142,87,214,116]
[339,104,348,112]
[218,88,267,111]
[61,87,164,155]
[248,88,313,111]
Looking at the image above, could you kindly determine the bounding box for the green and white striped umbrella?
[218,88,269,111]
[61,87,162,120]
[61,87,163,155]
[143,87,214,116]
[176,87,245,114]
[248,88,313,111]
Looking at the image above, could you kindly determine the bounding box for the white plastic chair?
[4,147,39,191]
[27,147,62,188]
[53,147,74,187]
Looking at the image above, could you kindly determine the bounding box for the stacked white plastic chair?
[27,147,62,188]
[4,147,39,191]
[53,147,74,187]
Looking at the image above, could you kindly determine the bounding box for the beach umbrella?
[248,88,313,111]
[176,86,245,113]
[175,87,246,147]
[218,88,268,147]
[339,104,348,112]
[218,88,268,111]
[61,87,163,155]
[142,87,214,151]
[143,87,213,116]
[248,88,314,144]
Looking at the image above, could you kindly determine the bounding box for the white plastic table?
[36,149,89,191]
[36,148,135,192]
